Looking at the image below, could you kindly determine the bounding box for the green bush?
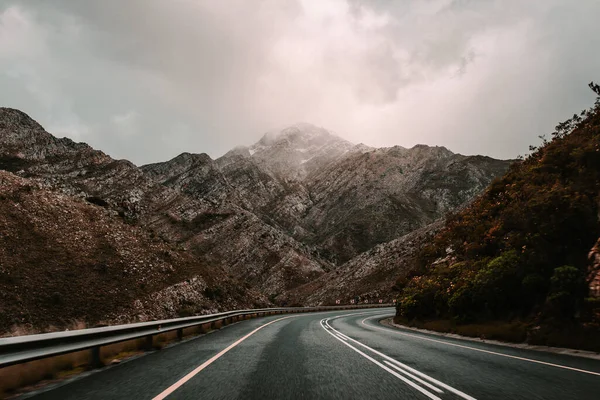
[448,285,476,322]
[545,265,587,318]
[472,251,521,316]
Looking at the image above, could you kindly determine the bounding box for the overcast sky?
[1,0,599,165]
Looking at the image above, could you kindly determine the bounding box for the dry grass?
[394,316,600,352]
[99,338,147,362]
[0,350,89,398]
[2,321,88,339]
[395,317,529,343]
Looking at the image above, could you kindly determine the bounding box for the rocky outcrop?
[299,146,510,263]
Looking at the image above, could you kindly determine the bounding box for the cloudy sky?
[1,0,599,165]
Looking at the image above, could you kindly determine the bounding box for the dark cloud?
[0,0,599,164]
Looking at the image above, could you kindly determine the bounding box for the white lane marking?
[153,315,295,400]
[383,361,444,394]
[320,319,442,400]
[327,316,477,400]
[333,333,348,341]
[360,315,600,377]
[152,309,384,399]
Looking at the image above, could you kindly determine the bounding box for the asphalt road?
[25,308,600,400]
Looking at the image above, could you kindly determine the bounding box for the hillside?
[0,170,267,334]
[300,146,509,263]
[394,83,600,349]
[284,220,443,306]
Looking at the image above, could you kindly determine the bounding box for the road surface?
[25,308,600,399]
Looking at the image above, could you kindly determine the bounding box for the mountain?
[0,109,511,332]
[393,85,600,350]
[143,124,512,265]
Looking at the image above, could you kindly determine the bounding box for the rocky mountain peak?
[0,108,45,132]
[0,108,53,153]
[255,123,346,147]
[0,108,101,169]
[248,123,355,180]
[406,144,454,158]
[141,151,220,195]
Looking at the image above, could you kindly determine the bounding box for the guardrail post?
[199,323,209,333]
[144,335,153,350]
[177,328,183,341]
[90,346,103,368]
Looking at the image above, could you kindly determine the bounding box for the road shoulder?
[379,317,600,361]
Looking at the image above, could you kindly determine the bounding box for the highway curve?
[25,308,600,399]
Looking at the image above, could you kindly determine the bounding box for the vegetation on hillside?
[395,83,600,348]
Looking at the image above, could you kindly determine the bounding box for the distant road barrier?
[0,304,392,369]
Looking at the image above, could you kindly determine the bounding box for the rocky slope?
[0,170,266,333]
[299,145,510,263]
[245,123,357,180]
[283,220,444,306]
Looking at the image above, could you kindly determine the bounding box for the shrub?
[545,265,587,318]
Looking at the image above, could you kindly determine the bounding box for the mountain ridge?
[0,107,511,332]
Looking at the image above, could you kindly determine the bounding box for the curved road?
[27,308,600,399]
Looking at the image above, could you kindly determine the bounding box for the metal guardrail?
[0,304,393,369]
